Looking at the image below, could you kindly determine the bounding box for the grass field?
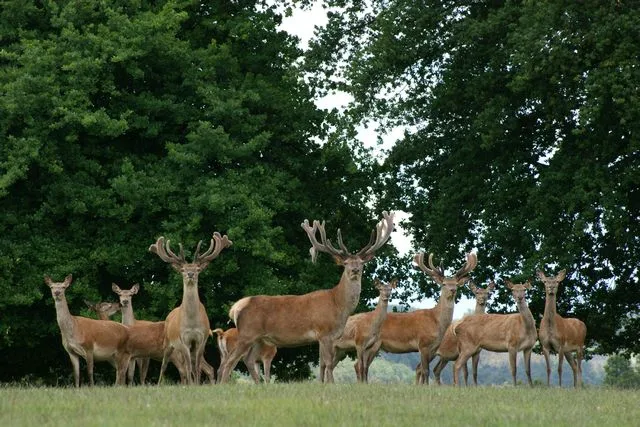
[1,383,639,426]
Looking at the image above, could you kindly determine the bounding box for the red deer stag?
[453,279,537,386]
[217,211,394,383]
[46,275,130,386]
[112,283,216,385]
[367,252,477,385]
[149,232,232,384]
[431,280,495,385]
[212,328,277,383]
[537,269,587,387]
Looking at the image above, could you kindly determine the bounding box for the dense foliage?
[308,0,640,355]
[0,0,388,383]
[604,354,640,388]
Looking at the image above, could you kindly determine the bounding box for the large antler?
[356,211,395,257]
[454,251,477,280]
[149,236,186,265]
[413,252,445,282]
[193,232,233,265]
[301,219,348,263]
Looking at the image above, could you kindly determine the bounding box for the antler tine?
[335,229,351,254]
[149,236,184,264]
[318,221,347,255]
[193,240,204,262]
[301,219,347,262]
[196,232,233,264]
[413,252,445,282]
[454,251,478,279]
[357,211,395,256]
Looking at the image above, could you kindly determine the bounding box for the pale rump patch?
[229,297,252,326]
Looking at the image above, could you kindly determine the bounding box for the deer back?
[379,309,439,353]
[72,316,129,352]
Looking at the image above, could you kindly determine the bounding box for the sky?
[279,5,478,318]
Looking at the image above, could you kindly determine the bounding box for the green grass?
[1,383,639,426]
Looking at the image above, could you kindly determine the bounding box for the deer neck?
[435,289,456,338]
[121,304,136,326]
[542,292,558,330]
[517,299,536,333]
[54,295,76,338]
[474,303,486,315]
[180,280,202,324]
[334,271,362,316]
[369,297,389,334]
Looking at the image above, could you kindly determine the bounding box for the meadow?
[1,383,638,427]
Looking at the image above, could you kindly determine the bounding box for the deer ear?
[44,276,53,287]
[557,269,566,281]
[131,283,140,294]
[505,279,513,289]
[469,280,477,292]
[332,255,345,266]
[390,278,398,289]
[63,274,73,286]
[487,281,496,292]
[536,269,546,280]
[112,283,121,294]
[524,280,532,289]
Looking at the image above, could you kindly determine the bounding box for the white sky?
[279,6,477,318]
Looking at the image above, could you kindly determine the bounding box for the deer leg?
[453,352,471,387]
[68,352,81,388]
[433,358,445,385]
[418,349,431,385]
[542,346,552,386]
[127,359,136,385]
[139,358,150,385]
[85,352,94,387]
[319,338,336,383]
[116,352,131,386]
[524,348,533,386]
[355,346,366,383]
[243,345,262,384]
[557,351,565,387]
[564,351,578,388]
[263,360,272,384]
[576,347,584,387]
[462,360,469,386]
[201,359,215,384]
[219,340,253,383]
[471,353,480,386]
[158,345,175,385]
[508,349,517,386]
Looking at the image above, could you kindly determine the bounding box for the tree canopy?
[308,0,640,355]
[0,0,387,383]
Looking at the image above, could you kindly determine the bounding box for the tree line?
[1,0,638,383]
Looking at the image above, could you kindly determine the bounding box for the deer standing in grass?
[431,281,495,385]
[85,300,121,320]
[149,232,232,385]
[112,283,216,385]
[212,328,277,383]
[453,280,537,386]
[366,252,477,385]
[217,211,394,384]
[45,274,131,387]
[330,279,397,383]
[537,269,587,387]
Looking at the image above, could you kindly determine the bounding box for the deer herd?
[45,211,587,388]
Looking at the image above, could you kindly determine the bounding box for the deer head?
[374,278,398,302]
[413,252,477,301]
[149,232,233,286]
[85,300,121,318]
[505,279,532,304]
[301,211,395,281]
[111,283,139,308]
[469,280,495,309]
[44,274,73,301]
[536,269,566,296]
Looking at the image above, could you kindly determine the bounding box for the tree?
[308,0,640,355]
[0,0,385,383]
[604,355,640,389]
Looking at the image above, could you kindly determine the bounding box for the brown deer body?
[367,252,477,385]
[112,283,215,385]
[212,328,277,383]
[217,212,394,384]
[331,279,397,383]
[149,232,232,385]
[432,281,495,385]
[46,275,131,387]
[453,280,537,386]
[537,269,587,387]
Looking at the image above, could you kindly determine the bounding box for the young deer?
[331,279,397,383]
[217,211,394,384]
[212,328,278,383]
[85,300,121,321]
[431,280,495,385]
[537,269,587,387]
[367,252,477,385]
[45,275,131,387]
[149,232,232,385]
[112,283,216,385]
[453,280,537,386]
